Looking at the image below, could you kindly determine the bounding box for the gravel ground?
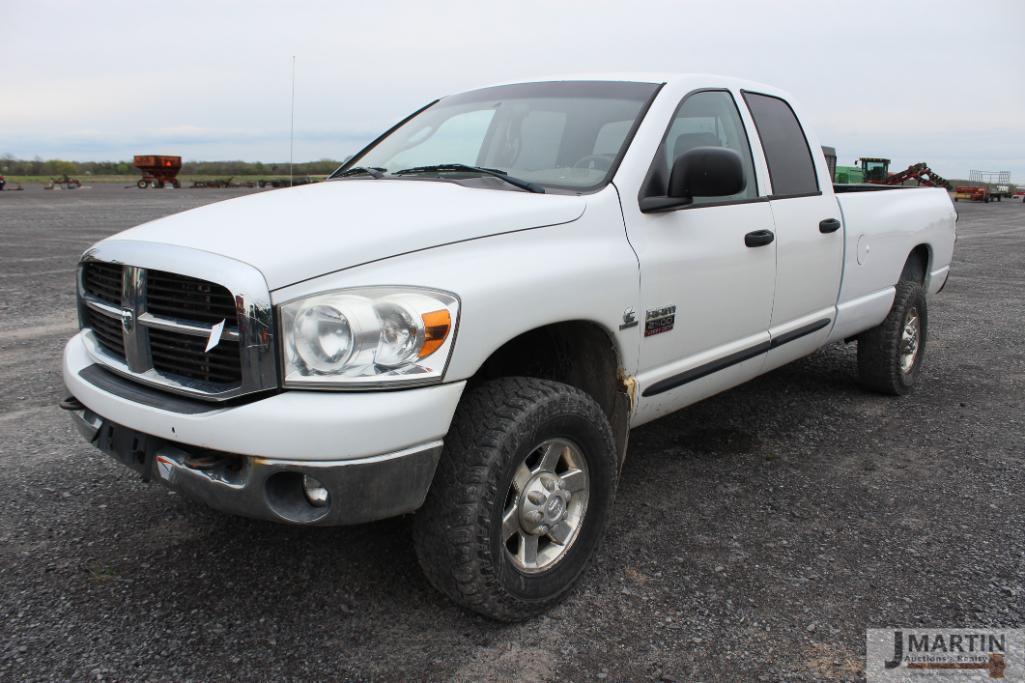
[1,185,1023,682]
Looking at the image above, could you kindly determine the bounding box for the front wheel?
[413,377,618,621]
[857,280,928,395]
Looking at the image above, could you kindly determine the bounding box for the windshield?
[336,81,660,192]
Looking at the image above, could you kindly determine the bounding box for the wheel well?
[900,244,930,284]
[470,321,622,419]
[468,321,631,464]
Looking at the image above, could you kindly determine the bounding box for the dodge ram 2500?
[62,74,956,620]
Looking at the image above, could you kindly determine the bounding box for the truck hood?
[110,179,587,289]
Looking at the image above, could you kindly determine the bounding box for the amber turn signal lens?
[419,309,451,358]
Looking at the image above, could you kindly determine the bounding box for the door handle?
[819,218,842,233]
[744,229,775,247]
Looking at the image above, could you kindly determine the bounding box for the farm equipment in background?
[967,170,1012,201]
[0,175,24,192]
[859,157,891,183]
[133,155,182,188]
[954,186,992,202]
[258,176,321,188]
[884,162,951,190]
[834,164,864,184]
[190,177,235,189]
[45,174,82,190]
[834,157,884,184]
[833,156,951,190]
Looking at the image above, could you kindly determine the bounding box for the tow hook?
[58,395,85,411]
[59,395,102,444]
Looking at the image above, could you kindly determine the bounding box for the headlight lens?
[293,305,353,371]
[280,287,458,388]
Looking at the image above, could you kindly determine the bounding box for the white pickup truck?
[62,74,956,620]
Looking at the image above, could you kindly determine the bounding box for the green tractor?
[835,157,890,184]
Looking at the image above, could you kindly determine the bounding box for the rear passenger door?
[742,91,843,370]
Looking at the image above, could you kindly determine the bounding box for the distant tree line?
[0,155,343,176]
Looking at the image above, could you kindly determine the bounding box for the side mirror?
[640,147,746,212]
[668,147,746,199]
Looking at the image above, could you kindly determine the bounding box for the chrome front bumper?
[65,402,443,526]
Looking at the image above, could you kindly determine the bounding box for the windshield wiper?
[392,164,545,194]
[336,166,386,179]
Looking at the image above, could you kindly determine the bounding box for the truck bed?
[827,186,956,343]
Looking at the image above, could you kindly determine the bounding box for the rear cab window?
[742,92,819,197]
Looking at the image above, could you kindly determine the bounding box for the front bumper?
[63,332,464,460]
[63,331,465,525]
[66,401,443,526]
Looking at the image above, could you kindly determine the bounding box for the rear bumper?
[67,402,442,525]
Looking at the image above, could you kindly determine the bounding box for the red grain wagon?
[133,155,182,189]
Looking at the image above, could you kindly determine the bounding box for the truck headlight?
[279,287,459,388]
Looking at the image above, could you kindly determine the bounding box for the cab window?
[644,90,758,205]
[742,91,819,196]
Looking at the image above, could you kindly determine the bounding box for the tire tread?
[857,280,927,395]
[413,377,615,621]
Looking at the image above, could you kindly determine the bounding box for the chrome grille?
[82,261,123,305]
[146,270,239,325]
[76,242,276,401]
[83,305,126,360]
[149,328,242,384]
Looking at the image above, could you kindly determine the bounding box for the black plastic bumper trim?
[78,364,277,415]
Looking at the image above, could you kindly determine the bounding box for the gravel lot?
[1,185,1023,681]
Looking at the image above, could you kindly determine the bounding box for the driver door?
[627,90,776,423]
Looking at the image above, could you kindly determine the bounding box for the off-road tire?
[413,377,618,621]
[857,280,928,395]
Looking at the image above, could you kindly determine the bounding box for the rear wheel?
[857,280,927,395]
[413,377,618,621]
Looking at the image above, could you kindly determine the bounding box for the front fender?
[271,186,641,382]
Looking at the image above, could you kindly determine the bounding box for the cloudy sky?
[1,0,1022,179]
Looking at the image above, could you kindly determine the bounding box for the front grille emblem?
[120,308,135,332]
[205,319,225,353]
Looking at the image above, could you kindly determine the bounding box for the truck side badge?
[644,305,676,337]
[619,307,638,330]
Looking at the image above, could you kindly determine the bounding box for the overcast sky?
[1,0,1022,180]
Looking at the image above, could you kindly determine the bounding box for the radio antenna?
[289,55,296,187]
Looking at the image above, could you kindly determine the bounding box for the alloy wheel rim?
[502,438,590,573]
[900,306,921,374]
